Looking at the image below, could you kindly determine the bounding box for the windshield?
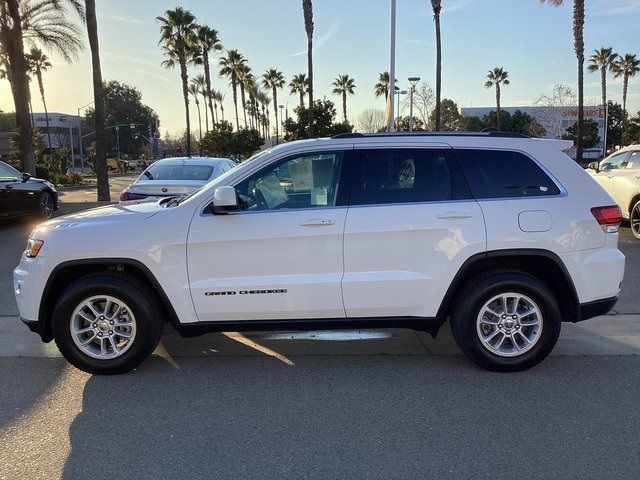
[142,164,214,181]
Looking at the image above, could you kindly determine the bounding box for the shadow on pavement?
[61,354,640,479]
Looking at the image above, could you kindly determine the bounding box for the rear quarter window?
[455,149,560,199]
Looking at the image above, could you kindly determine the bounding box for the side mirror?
[588,162,600,173]
[21,172,31,182]
[211,185,239,214]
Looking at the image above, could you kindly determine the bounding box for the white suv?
[588,145,640,239]
[13,132,625,374]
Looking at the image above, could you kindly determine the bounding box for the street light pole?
[408,77,421,132]
[397,89,407,120]
[387,0,397,132]
[279,105,284,143]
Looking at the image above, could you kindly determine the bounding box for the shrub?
[35,166,49,180]
[69,172,83,185]
[54,174,71,186]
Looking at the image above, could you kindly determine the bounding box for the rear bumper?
[578,296,618,322]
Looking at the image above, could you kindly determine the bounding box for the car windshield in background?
[142,164,214,181]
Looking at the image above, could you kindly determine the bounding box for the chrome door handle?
[299,218,335,226]
[437,211,473,220]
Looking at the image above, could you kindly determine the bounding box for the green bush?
[53,174,71,186]
[35,166,49,180]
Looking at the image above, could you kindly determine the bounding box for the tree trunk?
[195,99,202,145]
[342,91,347,122]
[601,66,607,150]
[203,51,215,127]
[307,36,314,138]
[433,8,442,131]
[202,92,209,132]
[37,71,53,157]
[240,84,247,128]
[86,0,110,201]
[496,84,501,131]
[273,87,279,143]
[5,0,35,174]
[178,54,191,157]
[299,91,304,109]
[622,74,629,133]
[574,0,585,164]
[232,78,239,131]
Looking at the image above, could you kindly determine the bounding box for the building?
[461,105,606,156]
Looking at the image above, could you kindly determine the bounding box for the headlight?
[25,239,44,258]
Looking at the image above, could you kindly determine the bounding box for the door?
[610,151,640,215]
[0,162,22,217]
[187,149,350,322]
[341,145,485,319]
[597,151,631,196]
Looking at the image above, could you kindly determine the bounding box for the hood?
[32,202,162,235]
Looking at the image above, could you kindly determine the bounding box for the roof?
[151,156,232,166]
[331,131,529,139]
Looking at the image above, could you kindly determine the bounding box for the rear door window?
[455,149,561,199]
[348,148,465,205]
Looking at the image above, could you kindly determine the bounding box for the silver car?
[119,157,236,204]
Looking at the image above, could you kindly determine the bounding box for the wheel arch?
[627,193,640,217]
[436,249,580,323]
[37,258,180,342]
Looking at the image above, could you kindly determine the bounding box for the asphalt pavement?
[1,198,640,479]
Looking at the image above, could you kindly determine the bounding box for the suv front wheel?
[52,273,164,375]
[450,270,561,372]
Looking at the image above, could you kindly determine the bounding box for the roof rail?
[331,131,530,139]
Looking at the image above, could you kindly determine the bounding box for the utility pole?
[408,77,421,132]
[387,0,396,132]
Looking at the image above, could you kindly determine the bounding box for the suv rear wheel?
[450,270,561,372]
[630,200,640,240]
[52,273,163,375]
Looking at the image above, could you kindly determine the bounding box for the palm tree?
[588,47,617,151]
[289,73,308,109]
[484,67,510,130]
[613,54,640,129]
[195,25,222,128]
[237,64,252,128]
[540,0,585,162]
[211,89,224,123]
[431,0,442,131]
[256,90,270,139]
[219,49,246,131]
[188,82,202,144]
[25,47,52,153]
[374,71,391,103]
[157,7,197,157]
[192,74,208,131]
[302,0,314,137]
[0,0,84,174]
[332,74,356,123]
[262,68,285,142]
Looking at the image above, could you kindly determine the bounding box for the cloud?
[127,69,170,83]
[290,21,340,56]
[104,52,159,70]
[589,0,640,16]
[103,14,151,26]
[417,0,505,15]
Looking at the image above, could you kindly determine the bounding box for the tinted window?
[235,152,343,211]
[601,151,631,170]
[626,152,640,169]
[0,162,20,181]
[456,149,560,198]
[349,149,453,205]
[142,164,214,181]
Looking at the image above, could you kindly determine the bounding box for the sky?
[1,0,640,135]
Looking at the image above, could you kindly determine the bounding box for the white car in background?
[119,157,236,204]
[588,145,640,239]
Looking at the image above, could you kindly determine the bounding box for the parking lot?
[1,199,640,479]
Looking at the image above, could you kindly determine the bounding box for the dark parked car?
[0,161,58,219]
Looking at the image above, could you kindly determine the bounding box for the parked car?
[0,160,58,219]
[587,145,640,239]
[119,156,236,204]
[14,132,624,374]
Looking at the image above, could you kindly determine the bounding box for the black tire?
[39,191,55,218]
[52,273,164,375]
[450,270,561,372]
[630,200,640,240]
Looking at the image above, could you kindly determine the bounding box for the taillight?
[590,205,622,233]
[120,191,148,202]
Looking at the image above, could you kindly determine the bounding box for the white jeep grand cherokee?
[14,132,625,374]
